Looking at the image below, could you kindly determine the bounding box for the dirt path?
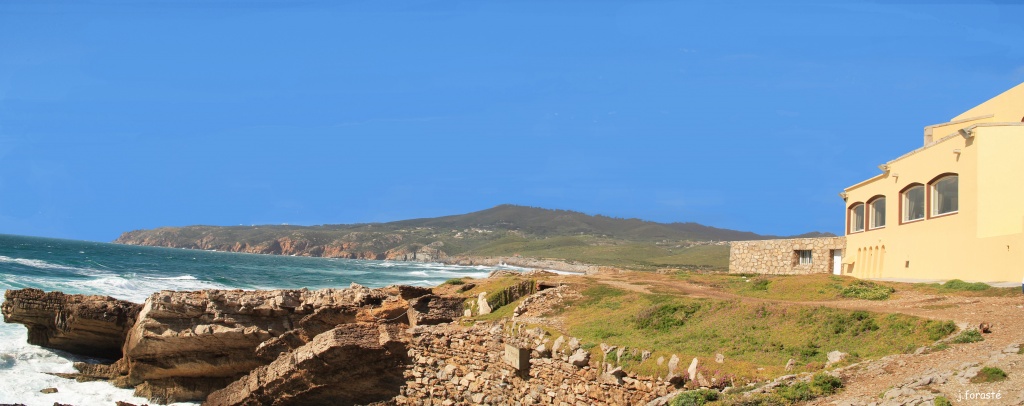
[581,270,1024,405]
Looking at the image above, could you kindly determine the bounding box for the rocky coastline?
[114,230,605,275]
[2,274,695,406]
[2,284,464,405]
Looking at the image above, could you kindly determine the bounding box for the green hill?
[115,204,832,270]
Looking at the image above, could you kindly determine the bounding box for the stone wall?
[393,322,685,406]
[728,237,846,275]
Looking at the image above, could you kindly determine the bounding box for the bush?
[971,366,1007,383]
[840,280,894,300]
[952,329,984,344]
[941,279,990,291]
[750,277,771,291]
[635,302,707,330]
[773,373,842,402]
[443,278,465,285]
[925,321,957,341]
[810,373,843,394]
[670,389,720,406]
[934,396,952,406]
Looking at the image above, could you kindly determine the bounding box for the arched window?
[849,203,865,233]
[902,184,925,223]
[931,174,958,216]
[868,196,886,229]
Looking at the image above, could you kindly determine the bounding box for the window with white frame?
[849,204,865,233]
[869,197,886,229]
[903,185,925,222]
[931,175,958,216]
[797,250,812,265]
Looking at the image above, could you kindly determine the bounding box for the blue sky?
[2,1,1022,242]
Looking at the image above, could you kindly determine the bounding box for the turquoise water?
[0,233,508,405]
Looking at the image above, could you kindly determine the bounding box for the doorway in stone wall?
[831,249,843,275]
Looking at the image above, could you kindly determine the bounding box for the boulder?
[826,351,848,366]
[407,295,464,326]
[551,336,565,354]
[568,337,580,351]
[715,353,725,364]
[477,293,492,315]
[569,349,591,367]
[687,358,699,381]
[785,358,796,372]
[667,355,680,375]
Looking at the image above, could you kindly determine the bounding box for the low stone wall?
[729,237,845,275]
[394,322,683,406]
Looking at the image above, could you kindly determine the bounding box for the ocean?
[0,233,513,406]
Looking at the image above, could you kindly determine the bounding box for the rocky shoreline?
[2,284,464,405]
[2,271,707,406]
[113,230,610,275]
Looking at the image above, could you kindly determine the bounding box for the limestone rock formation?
[204,323,410,406]
[1,288,140,359]
[3,284,465,404]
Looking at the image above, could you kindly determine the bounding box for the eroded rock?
[204,323,409,406]
[1,289,141,359]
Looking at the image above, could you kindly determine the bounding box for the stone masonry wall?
[392,322,686,406]
[729,237,846,275]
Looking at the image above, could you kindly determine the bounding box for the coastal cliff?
[114,205,830,271]
[114,229,447,262]
[3,284,462,404]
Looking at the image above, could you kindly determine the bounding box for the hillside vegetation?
[115,205,831,270]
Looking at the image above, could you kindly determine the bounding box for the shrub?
[941,279,990,291]
[824,310,879,336]
[750,277,771,291]
[810,373,843,394]
[971,366,1007,383]
[925,321,957,341]
[840,280,894,300]
[773,373,842,402]
[952,329,984,344]
[443,278,465,285]
[635,302,707,330]
[670,389,720,406]
[934,396,952,406]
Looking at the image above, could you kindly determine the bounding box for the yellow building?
[842,82,1024,283]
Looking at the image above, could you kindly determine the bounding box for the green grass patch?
[951,329,984,344]
[677,273,897,302]
[775,373,843,402]
[840,280,895,300]
[670,389,719,406]
[971,366,1007,383]
[939,279,990,291]
[925,320,957,341]
[442,278,466,285]
[902,279,1018,297]
[934,396,952,406]
[554,282,951,380]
